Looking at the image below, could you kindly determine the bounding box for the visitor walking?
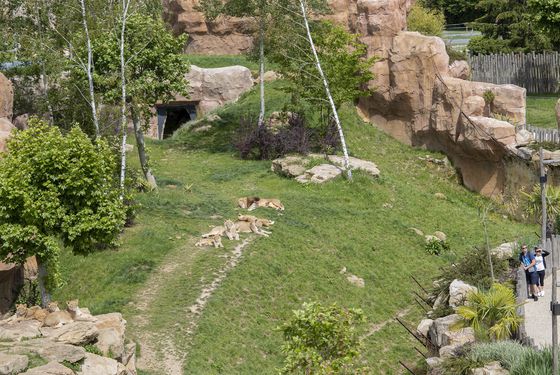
[519,244,539,301]
[534,246,551,297]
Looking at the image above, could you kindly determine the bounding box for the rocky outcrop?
[449,60,470,80]
[472,361,510,375]
[353,5,527,197]
[0,309,135,374]
[448,279,477,309]
[272,154,380,184]
[183,65,254,114]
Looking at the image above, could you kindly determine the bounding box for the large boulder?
[183,65,253,115]
[472,361,510,375]
[50,321,99,346]
[449,60,471,80]
[271,156,308,178]
[0,353,28,375]
[78,353,127,375]
[417,318,434,338]
[296,164,343,184]
[93,313,126,360]
[428,314,461,348]
[449,279,477,308]
[21,361,76,375]
[0,320,42,342]
[491,242,516,260]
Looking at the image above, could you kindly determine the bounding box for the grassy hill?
[52,58,536,374]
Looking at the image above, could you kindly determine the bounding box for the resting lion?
[235,214,274,236]
[14,302,59,323]
[238,197,284,211]
[195,235,224,248]
[202,220,239,241]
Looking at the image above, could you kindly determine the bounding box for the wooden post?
[552,236,558,375]
[541,148,547,247]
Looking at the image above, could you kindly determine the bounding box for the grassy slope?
[53,56,536,374]
[526,95,559,129]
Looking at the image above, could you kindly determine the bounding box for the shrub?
[0,118,126,298]
[469,341,553,375]
[467,36,513,55]
[425,238,450,255]
[234,114,340,160]
[407,3,445,36]
[455,283,521,341]
[447,44,468,64]
[279,302,369,374]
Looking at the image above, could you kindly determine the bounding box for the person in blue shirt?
[519,244,539,301]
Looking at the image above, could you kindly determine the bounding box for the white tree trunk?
[131,106,157,190]
[119,0,131,197]
[79,0,100,138]
[299,0,352,180]
[257,18,265,128]
[37,257,51,307]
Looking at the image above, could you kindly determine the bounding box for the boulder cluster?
[271,154,380,183]
[418,241,517,374]
[0,310,136,375]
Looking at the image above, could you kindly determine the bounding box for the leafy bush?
[467,36,513,55]
[407,3,445,36]
[433,248,510,297]
[0,118,126,293]
[455,283,521,340]
[279,302,369,374]
[447,45,468,63]
[234,114,340,160]
[425,238,450,255]
[469,341,553,375]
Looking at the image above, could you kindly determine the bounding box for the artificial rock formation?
[165,0,528,196]
[0,310,135,375]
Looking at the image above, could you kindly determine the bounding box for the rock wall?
[165,0,532,196]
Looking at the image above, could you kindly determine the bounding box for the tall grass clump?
[470,341,553,375]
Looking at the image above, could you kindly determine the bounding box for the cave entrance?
[156,102,198,139]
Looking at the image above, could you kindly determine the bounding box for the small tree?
[407,3,445,36]
[455,283,522,341]
[87,14,189,188]
[279,302,369,374]
[0,118,126,305]
[529,0,560,44]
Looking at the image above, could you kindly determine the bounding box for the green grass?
[53,79,536,374]
[526,95,559,129]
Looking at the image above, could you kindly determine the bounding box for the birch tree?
[78,0,100,138]
[119,0,132,193]
[265,3,376,180]
[90,14,189,188]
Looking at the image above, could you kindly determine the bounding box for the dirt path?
[128,237,254,375]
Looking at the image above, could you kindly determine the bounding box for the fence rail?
[526,124,560,144]
[469,52,560,94]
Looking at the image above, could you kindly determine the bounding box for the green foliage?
[76,14,189,123]
[470,341,554,375]
[483,90,495,105]
[422,0,483,23]
[84,344,103,356]
[522,184,560,224]
[266,21,375,111]
[15,280,41,307]
[0,118,126,289]
[425,238,450,255]
[446,45,468,63]
[468,0,554,54]
[407,3,445,36]
[455,283,521,341]
[279,302,369,374]
[529,0,560,44]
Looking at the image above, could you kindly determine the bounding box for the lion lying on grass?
[238,197,284,211]
[235,214,274,237]
[201,219,239,241]
[195,215,275,247]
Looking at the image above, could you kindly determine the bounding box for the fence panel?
[469,52,560,94]
[526,125,560,144]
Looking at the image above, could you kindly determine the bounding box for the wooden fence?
[526,124,560,144]
[469,52,560,94]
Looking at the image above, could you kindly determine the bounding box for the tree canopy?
[0,118,126,293]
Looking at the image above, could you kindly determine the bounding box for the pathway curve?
[127,237,254,375]
[523,274,559,348]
